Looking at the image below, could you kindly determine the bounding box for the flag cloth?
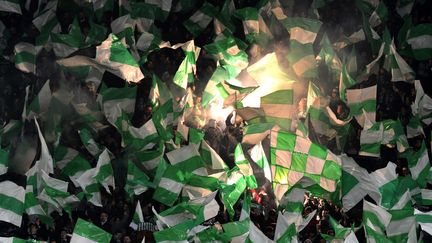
[406,23,432,60]
[183,2,217,36]
[270,130,342,193]
[414,208,432,235]
[233,7,259,43]
[321,216,359,242]
[34,118,54,174]
[0,146,8,175]
[125,160,153,198]
[316,33,342,78]
[339,64,357,101]
[307,81,336,138]
[386,205,417,242]
[346,85,377,127]
[14,42,36,74]
[406,115,424,138]
[51,17,84,58]
[95,34,144,83]
[403,142,430,188]
[248,142,272,183]
[412,80,432,125]
[384,39,415,82]
[130,201,144,230]
[0,0,22,14]
[71,218,112,243]
[54,146,92,187]
[234,144,257,189]
[369,1,388,28]
[279,187,306,212]
[27,79,52,118]
[166,144,207,176]
[93,149,115,193]
[153,164,185,206]
[359,118,383,157]
[200,140,228,170]
[85,20,108,46]
[0,180,25,227]
[363,200,391,235]
[220,169,247,219]
[242,123,274,145]
[78,128,102,156]
[76,168,102,207]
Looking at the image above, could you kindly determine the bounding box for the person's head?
[331,88,338,98]
[123,235,132,243]
[100,212,109,223]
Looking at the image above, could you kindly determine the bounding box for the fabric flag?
[414,208,432,235]
[239,191,251,221]
[143,0,172,21]
[200,140,228,170]
[71,218,112,243]
[369,1,388,28]
[203,37,248,79]
[51,17,84,58]
[128,1,155,32]
[125,160,153,198]
[183,2,217,36]
[234,144,258,189]
[124,118,159,151]
[233,7,259,42]
[93,149,115,193]
[406,23,432,60]
[135,141,165,173]
[411,80,432,125]
[0,0,22,14]
[95,34,144,83]
[279,187,306,212]
[14,42,36,74]
[316,33,342,77]
[130,201,144,230]
[307,81,336,138]
[363,200,392,235]
[275,210,317,242]
[248,142,272,183]
[34,118,54,174]
[396,0,414,17]
[220,169,247,219]
[341,155,377,212]
[181,173,219,200]
[270,130,342,193]
[333,29,366,50]
[172,40,200,89]
[384,38,415,82]
[149,74,173,110]
[85,20,108,46]
[386,206,417,242]
[38,170,77,214]
[242,122,274,145]
[0,146,8,175]
[406,115,424,139]
[0,180,25,227]
[339,64,357,102]
[201,67,230,107]
[259,89,295,131]
[359,117,383,157]
[76,168,102,207]
[78,128,102,156]
[166,144,207,176]
[33,7,60,48]
[404,142,430,188]
[97,84,136,129]
[321,216,359,242]
[54,146,92,187]
[153,164,185,206]
[27,79,52,118]
[346,85,377,127]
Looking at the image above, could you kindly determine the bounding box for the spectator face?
[123,236,131,243]
[100,212,108,223]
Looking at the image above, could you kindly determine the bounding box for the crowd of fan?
[0,0,431,242]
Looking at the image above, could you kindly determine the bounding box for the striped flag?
[33,8,60,48]
[369,1,388,28]
[242,123,274,145]
[78,128,102,156]
[166,144,207,176]
[93,149,115,193]
[279,187,306,212]
[14,42,36,74]
[86,20,108,46]
[346,85,377,127]
[95,34,144,83]
[317,33,342,78]
[34,118,54,174]
[0,180,25,227]
[234,144,257,189]
[125,160,153,198]
[414,208,432,235]
[27,79,52,118]
[181,173,219,200]
[359,118,383,157]
[183,2,217,36]
[76,168,102,207]
[248,142,272,183]
[307,81,336,138]
[200,140,228,170]
[143,0,172,21]
[406,23,432,60]
[51,18,84,58]
[406,115,424,139]
[130,201,144,230]
[404,142,430,188]
[54,146,92,187]
[71,218,112,243]
[135,141,165,173]
[384,39,415,82]
[153,164,185,206]
[363,200,391,235]
[339,64,357,101]
[0,146,8,175]
[172,40,200,89]
[387,206,417,242]
[270,130,342,193]
[220,169,247,219]
[412,80,432,125]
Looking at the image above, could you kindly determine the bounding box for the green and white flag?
[0,236,42,243]
[396,0,414,17]
[93,148,115,193]
[363,200,392,235]
[201,67,229,107]
[71,218,112,243]
[204,37,248,79]
[76,168,102,207]
[386,206,417,242]
[242,122,274,145]
[341,154,377,211]
[233,7,260,43]
[0,146,8,175]
[412,80,432,125]
[359,117,383,157]
[0,0,22,14]
[278,187,306,212]
[34,118,54,174]
[183,2,217,36]
[384,38,415,82]
[33,8,60,48]
[14,42,36,74]
[405,142,430,188]
[125,118,159,151]
[0,180,25,227]
[125,160,153,198]
[406,23,432,61]
[200,140,228,170]
[234,144,257,189]
[239,192,251,221]
[86,20,108,46]
[166,144,207,176]
[51,17,84,58]
[248,142,272,183]
[153,164,185,206]
[333,28,366,50]
[220,168,247,219]
[27,79,52,118]
[149,74,173,109]
[321,216,359,242]
[182,173,219,200]
[406,115,424,139]
[307,81,336,138]
[339,64,357,102]
[316,33,342,77]
[346,85,376,127]
[95,34,144,83]
[135,141,165,173]
[97,84,136,129]
[172,40,200,89]
[369,1,388,28]
[54,146,92,187]
[414,208,432,236]
[78,128,102,156]
[270,130,342,192]
[130,201,144,230]
[143,0,172,21]
[258,89,295,131]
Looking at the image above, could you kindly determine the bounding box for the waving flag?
[71,218,112,243]
[0,181,25,227]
